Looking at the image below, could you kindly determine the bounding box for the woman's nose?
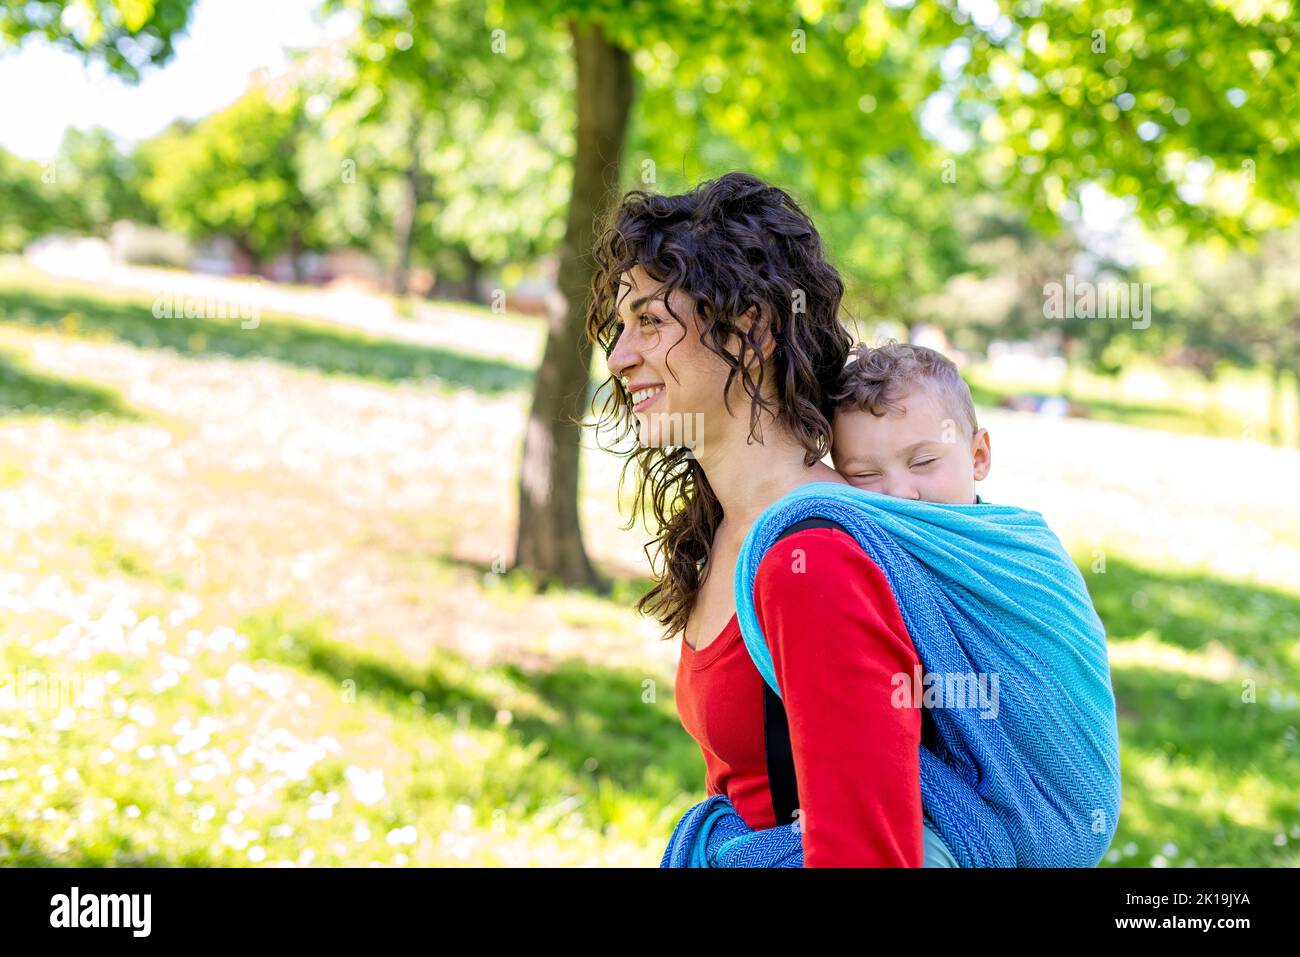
[607,323,639,379]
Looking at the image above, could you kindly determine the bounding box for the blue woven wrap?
[661,481,1121,868]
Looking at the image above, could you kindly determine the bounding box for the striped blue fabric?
[661,481,1121,868]
[659,794,958,867]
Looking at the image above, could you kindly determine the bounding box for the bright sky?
[0,0,352,161]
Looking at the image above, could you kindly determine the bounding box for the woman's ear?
[736,306,777,363]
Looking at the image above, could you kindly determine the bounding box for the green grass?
[1075,554,1300,866]
[0,597,699,866]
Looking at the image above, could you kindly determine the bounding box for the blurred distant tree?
[822,152,978,342]
[137,86,323,278]
[323,0,569,297]
[1152,228,1300,443]
[0,147,63,251]
[0,0,197,80]
[53,127,152,236]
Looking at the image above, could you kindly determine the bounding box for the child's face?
[831,386,991,504]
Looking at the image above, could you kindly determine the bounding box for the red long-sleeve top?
[675,526,924,867]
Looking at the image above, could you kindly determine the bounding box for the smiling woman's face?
[606,266,747,449]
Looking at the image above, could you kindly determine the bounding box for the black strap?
[762,515,849,828]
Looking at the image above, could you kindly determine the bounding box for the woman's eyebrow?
[615,291,666,319]
[629,292,667,311]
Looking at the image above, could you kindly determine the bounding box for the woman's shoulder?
[754,524,887,593]
[752,524,917,659]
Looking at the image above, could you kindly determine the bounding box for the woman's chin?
[633,407,706,454]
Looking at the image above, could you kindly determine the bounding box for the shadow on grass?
[0,347,144,421]
[1076,555,1300,865]
[0,283,534,395]
[1083,555,1300,679]
[1108,664,1297,866]
[1,827,216,866]
[239,606,702,799]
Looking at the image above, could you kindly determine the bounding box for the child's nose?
[884,477,921,501]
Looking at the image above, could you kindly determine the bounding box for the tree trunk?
[289,233,306,284]
[1059,334,1074,399]
[463,249,483,304]
[392,115,423,297]
[1270,363,1286,445]
[512,18,634,591]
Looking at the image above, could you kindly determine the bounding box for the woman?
[585,171,953,866]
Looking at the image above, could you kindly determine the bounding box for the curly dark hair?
[584,171,854,640]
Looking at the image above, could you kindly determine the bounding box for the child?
[830,340,990,505]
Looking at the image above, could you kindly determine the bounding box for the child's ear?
[972,428,992,481]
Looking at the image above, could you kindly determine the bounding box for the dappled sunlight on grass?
[0,582,697,866]
[0,275,535,395]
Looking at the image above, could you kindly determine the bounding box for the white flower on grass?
[160,654,190,673]
[173,716,223,754]
[385,825,417,846]
[344,766,386,806]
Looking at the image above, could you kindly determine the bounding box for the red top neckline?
[680,611,740,669]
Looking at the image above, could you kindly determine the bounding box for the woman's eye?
[637,313,658,327]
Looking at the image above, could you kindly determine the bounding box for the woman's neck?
[694,412,845,533]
